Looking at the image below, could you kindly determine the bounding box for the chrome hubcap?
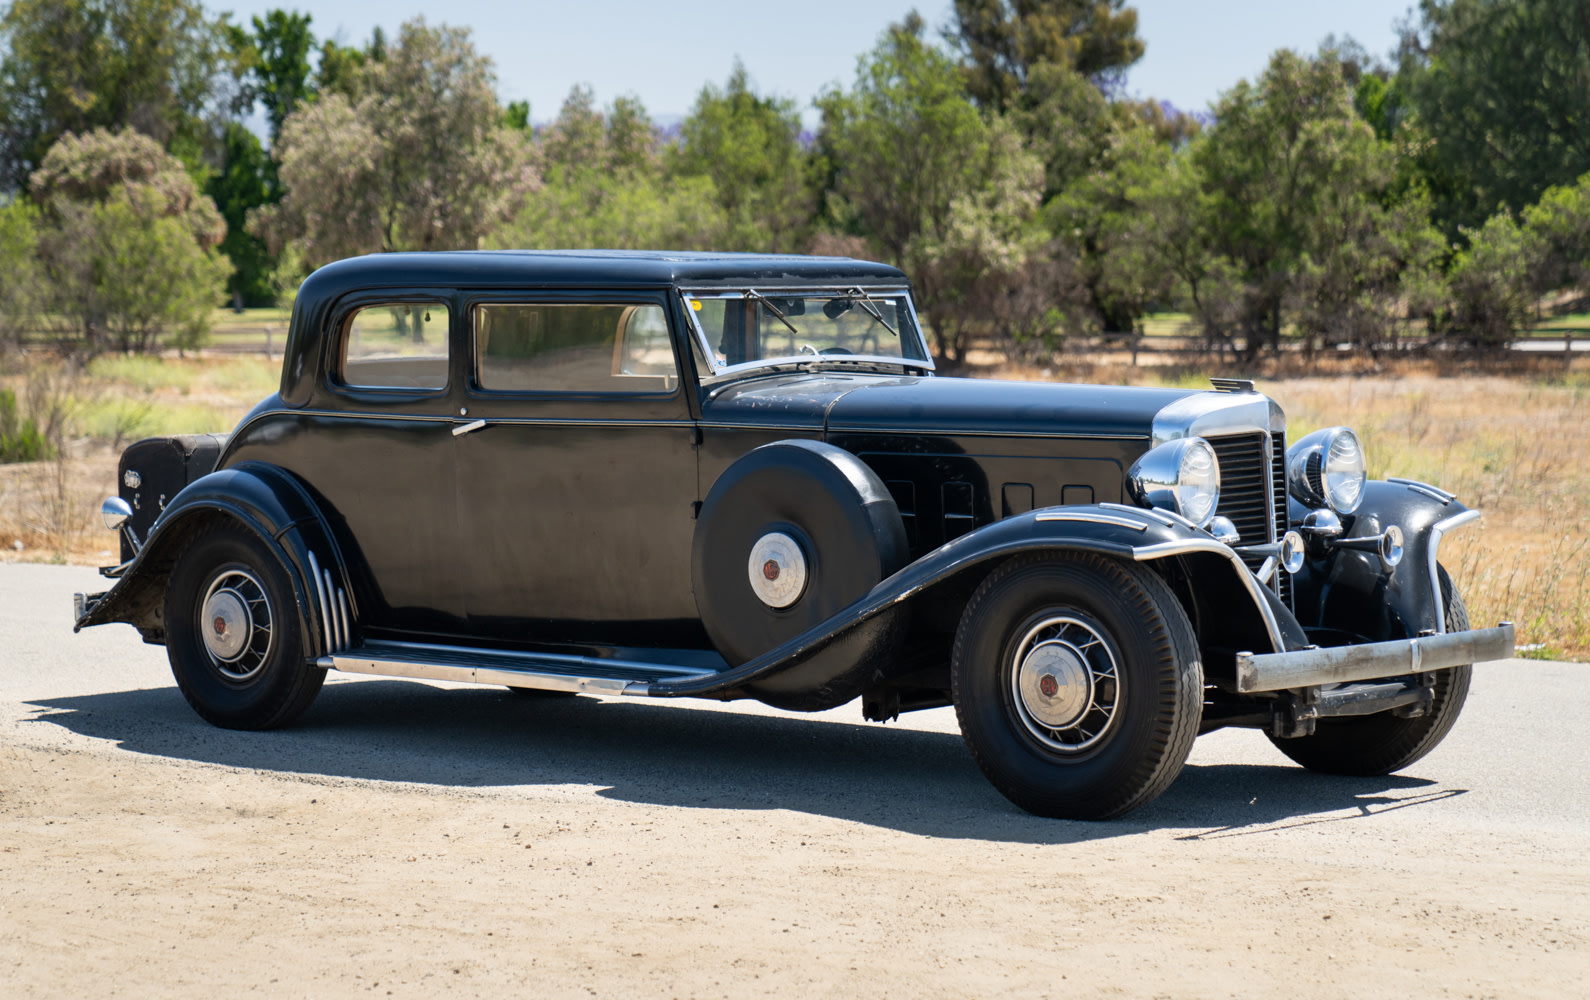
[199,570,273,681]
[1009,614,1121,753]
[747,532,807,609]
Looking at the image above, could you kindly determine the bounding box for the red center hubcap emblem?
[1038,674,1059,698]
[213,616,227,636]
[762,560,781,581]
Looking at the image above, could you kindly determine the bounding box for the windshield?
[681,288,933,377]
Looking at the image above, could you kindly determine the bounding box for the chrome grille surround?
[1150,390,1291,609]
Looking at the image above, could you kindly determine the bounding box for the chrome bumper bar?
[1235,623,1515,693]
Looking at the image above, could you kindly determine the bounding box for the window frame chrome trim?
[678,286,936,379]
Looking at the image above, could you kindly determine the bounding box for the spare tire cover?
[692,440,908,669]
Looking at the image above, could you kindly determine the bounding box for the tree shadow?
[24,679,1458,844]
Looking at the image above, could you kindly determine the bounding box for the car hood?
[821,374,1196,440]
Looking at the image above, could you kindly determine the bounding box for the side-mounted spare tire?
[692,440,909,711]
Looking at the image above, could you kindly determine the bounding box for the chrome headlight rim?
[1127,436,1222,529]
[1287,426,1367,515]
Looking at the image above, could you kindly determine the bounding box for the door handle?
[452,419,487,437]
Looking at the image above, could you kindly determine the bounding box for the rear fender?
[1289,479,1478,642]
[74,462,354,656]
[653,504,1301,699]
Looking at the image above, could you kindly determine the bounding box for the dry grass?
[4,346,1586,659]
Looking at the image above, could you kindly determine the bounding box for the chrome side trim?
[306,550,333,654]
[1235,624,1515,693]
[1389,477,1456,504]
[337,589,352,650]
[1035,511,1150,532]
[1429,508,1482,633]
[318,642,718,696]
[1131,538,1287,652]
[827,425,1142,441]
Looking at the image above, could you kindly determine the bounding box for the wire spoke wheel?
[165,523,324,730]
[198,569,275,683]
[1009,615,1121,754]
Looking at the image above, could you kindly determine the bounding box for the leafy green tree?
[1521,171,1590,297]
[1398,0,1590,231]
[227,9,316,143]
[205,123,277,305]
[1186,49,1425,358]
[817,15,1048,363]
[0,198,42,349]
[496,87,728,251]
[30,128,229,352]
[257,18,535,269]
[670,62,813,253]
[0,0,232,190]
[948,0,1144,109]
[1439,212,1539,346]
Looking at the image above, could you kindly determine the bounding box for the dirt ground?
[3,569,1587,1000]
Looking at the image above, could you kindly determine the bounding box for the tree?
[1522,171,1590,298]
[30,128,229,353]
[817,15,1048,363]
[1185,49,1425,358]
[0,0,233,190]
[495,87,728,251]
[1398,0,1590,231]
[256,18,536,270]
[948,0,1144,109]
[228,9,316,144]
[205,123,277,305]
[670,62,813,253]
[0,198,41,349]
[1440,212,1539,346]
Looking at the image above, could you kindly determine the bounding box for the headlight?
[1127,437,1221,527]
[1287,427,1367,514]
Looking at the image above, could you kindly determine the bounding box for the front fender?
[74,462,354,655]
[1290,479,1480,642]
[653,503,1299,698]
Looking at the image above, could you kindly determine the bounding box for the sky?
[211,0,1414,125]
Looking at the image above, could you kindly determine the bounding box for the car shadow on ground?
[24,679,1454,844]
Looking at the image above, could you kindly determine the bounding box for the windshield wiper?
[746,288,800,337]
[846,286,899,338]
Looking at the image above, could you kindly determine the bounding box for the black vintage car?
[75,251,1514,819]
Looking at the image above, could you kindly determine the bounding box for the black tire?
[1268,565,1473,775]
[951,553,1203,820]
[164,523,325,730]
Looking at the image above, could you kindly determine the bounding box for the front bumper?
[1235,624,1515,693]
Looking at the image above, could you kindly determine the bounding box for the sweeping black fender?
[73,461,353,655]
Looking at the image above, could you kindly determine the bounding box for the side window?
[475,303,677,393]
[340,302,450,390]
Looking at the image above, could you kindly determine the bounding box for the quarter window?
[474,303,677,393]
[340,302,450,389]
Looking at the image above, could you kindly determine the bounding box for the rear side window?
[475,303,677,393]
[340,302,450,390]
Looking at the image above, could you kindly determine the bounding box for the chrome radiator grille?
[1271,432,1291,607]
[1209,432,1292,608]
[1209,434,1270,546]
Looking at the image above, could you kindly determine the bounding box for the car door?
[452,291,702,646]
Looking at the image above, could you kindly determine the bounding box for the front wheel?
[164,523,325,730]
[951,554,1203,820]
[1267,565,1473,775]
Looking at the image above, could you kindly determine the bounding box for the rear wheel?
[951,554,1202,820]
[164,523,324,730]
[1268,565,1473,775]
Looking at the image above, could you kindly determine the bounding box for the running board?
[317,640,721,696]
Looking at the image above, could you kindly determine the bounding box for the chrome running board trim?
[318,640,721,697]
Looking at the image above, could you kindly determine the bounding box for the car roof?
[302,250,909,292]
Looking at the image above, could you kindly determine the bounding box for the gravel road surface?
[3,563,1586,998]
